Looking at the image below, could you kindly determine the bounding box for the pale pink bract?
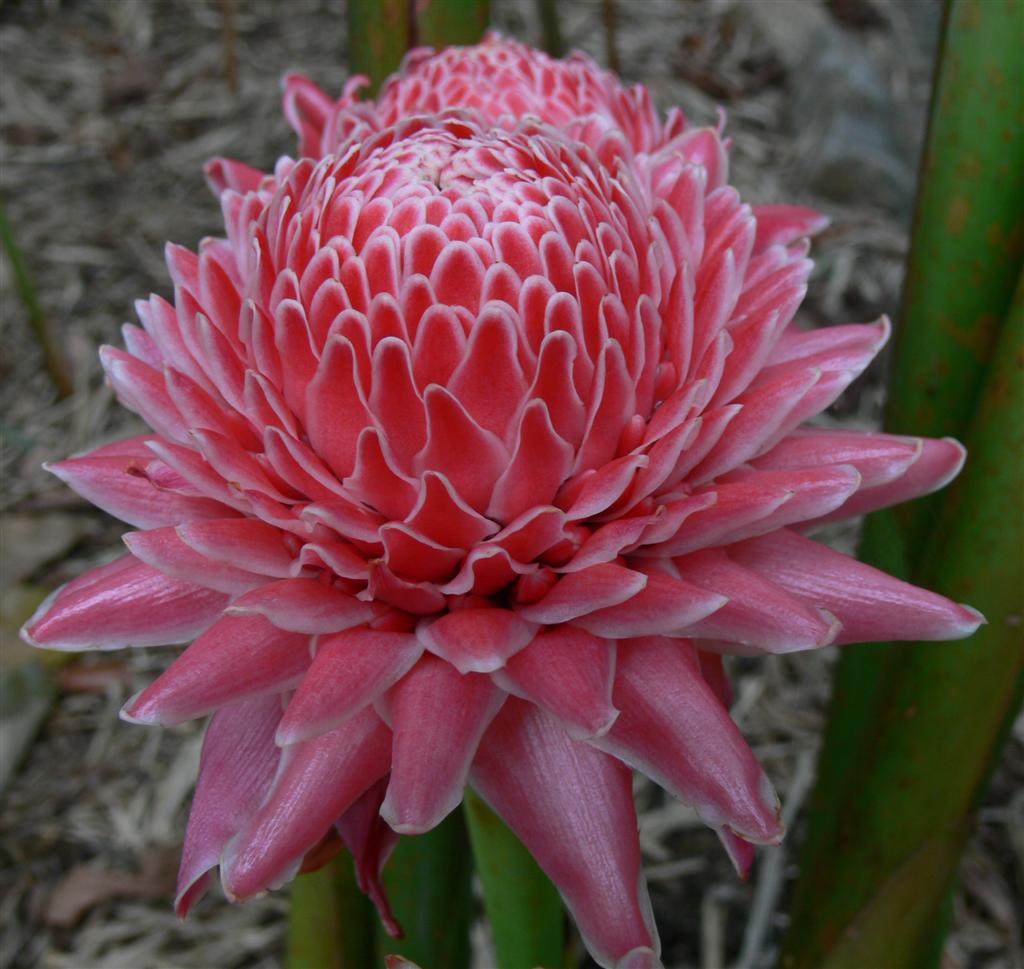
[24,36,982,969]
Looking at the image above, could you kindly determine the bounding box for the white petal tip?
[615,947,663,969]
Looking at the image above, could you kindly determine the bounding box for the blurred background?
[1,1,1020,967]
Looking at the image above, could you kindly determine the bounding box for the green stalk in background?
[416,0,491,50]
[781,1,1024,965]
[288,853,375,969]
[884,0,1024,552]
[374,810,474,969]
[464,789,566,969]
[347,0,412,93]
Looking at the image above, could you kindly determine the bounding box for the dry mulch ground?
[1,2,1020,967]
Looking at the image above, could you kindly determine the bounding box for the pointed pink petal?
[488,400,575,523]
[471,701,661,969]
[417,608,537,674]
[222,707,391,900]
[727,530,983,643]
[175,518,296,577]
[176,695,282,916]
[515,563,648,625]
[751,428,922,488]
[751,204,829,253]
[572,569,728,638]
[803,436,966,526]
[674,549,839,653]
[495,627,618,739]
[335,778,401,937]
[717,827,756,879]
[226,579,377,634]
[276,627,422,745]
[22,554,227,651]
[592,636,783,843]
[123,526,269,595]
[124,614,310,725]
[415,385,508,511]
[46,452,235,529]
[381,655,505,834]
[406,471,499,549]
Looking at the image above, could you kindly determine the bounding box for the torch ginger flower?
[23,37,983,969]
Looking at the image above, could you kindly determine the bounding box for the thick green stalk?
[463,788,566,969]
[415,0,490,49]
[347,0,412,93]
[782,269,1024,969]
[287,853,375,969]
[781,0,1024,958]
[374,810,474,969]
[885,0,1024,551]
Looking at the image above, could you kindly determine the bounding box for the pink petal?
[727,530,984,643]
[226,579,377,634]
[471,701,661,969]
[417,607,537,674]
[123,614,310,725]
[488,400,575,524]
[123,526,270,595]
[804,436,966,526]
[415,385,508,511]
[335,779,401,937]
[515,563,648,625]
[592,636,783,843]
[222,707,391,899]
[22,554,227,651]
[381,655,505,834]
[751,204,829,253]
[495,627,618,739]
[176,695,282,916]
[46,452,234,529]
[176,518,296,577]
[276,627,422,745]
[674,549,839,653]
[572,570,728,638]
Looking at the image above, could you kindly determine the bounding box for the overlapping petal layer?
[23,35,982,969]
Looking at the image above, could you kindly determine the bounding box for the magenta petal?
[417,607,537,674]
[124,614,310,725]
[495,627,618,739]
[222,707,391,899]
[22,554,227,651]
[381,655,505,834]
[727,529,984,644]
[593,636,783,843]
[717,827,756,879]
[176,694,282,916]
[471,700,661,969]
[276,627,422,744]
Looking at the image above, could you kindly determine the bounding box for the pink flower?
[24,40,982,969]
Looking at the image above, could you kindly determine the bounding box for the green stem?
[781,0,1024,959]
[463,788,566,969]
[415,0,491,49]
[885,0,1024,551]
[347,0,413,94]
[287,853,375,969]
[374,809,474,969]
